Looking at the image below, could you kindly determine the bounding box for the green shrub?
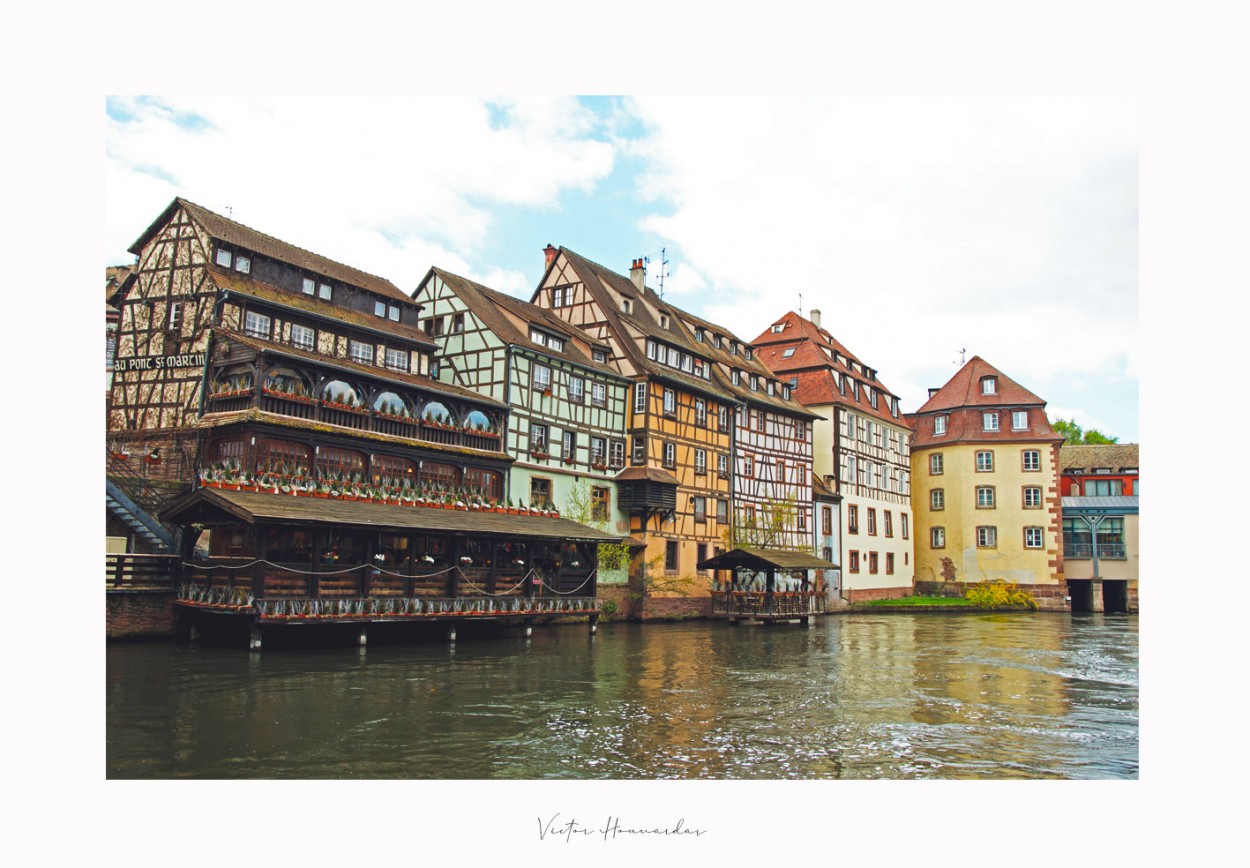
[599,599,619,619]
[964,579,1039,610]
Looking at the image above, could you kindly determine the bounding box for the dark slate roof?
[212,266,436,349]
[1060,443,1140,473]
[131,198,413,305]
[1061,495,1139,513]
[698,547,839,571]
[163,488,621,541]
[426,267,623,379]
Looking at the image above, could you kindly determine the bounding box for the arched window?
[463,409,491,432]
[373,391,409,417]
[422,401,453,426]
[317,447,365,477]
[264,367,310,398]
[214,365,254,394]
[322,379,361,407]
[254,439,311,475]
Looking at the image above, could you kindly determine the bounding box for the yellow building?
[906,357,1067,610]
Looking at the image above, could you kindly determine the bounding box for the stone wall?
[915,580,1070,612]
[636,595,712,621]
[107,590,176,640]
[846,585,912,604]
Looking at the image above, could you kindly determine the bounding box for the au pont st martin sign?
[114,352,207,373]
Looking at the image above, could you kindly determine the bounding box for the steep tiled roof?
[614,466,680,484]
[552,248,813,416]
[906,406,1060,448]
[131,198,412,304]
[427,267,622,379]
[750,311,908,427]
[1060,443,1140,473]
[914,356,1046,413]
[210,266,436,349]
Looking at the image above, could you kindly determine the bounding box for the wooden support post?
[589,613,599,635]
[448,625,457,643]
[524,618,533,638]
[189,623,201,642]
[357,625,368,646]
[248,623,262,651]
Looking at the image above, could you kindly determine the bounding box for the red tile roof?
[906,357,1060,449]
[914,356,1046,413]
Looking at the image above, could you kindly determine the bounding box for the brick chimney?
[543,244,558,269]
[810,308,822,328]
[629,257,645,291]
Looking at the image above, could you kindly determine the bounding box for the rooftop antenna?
[226,205,233,219]
[645,247,671,299]
[956,347,966,366]
[798,291,803,318]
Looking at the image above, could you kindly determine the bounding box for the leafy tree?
[722,495,808,551]
[563,479,631,574]
[1052,418,1119,445]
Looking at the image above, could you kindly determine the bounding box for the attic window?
[302,277,315,295]
[659,314,670,329]
[745,348,753,360]
[621,299,632,314]
[770,323,785,333]
[530,328,565,353]
[319,283,332,301]
[981,376,997,395]
[767,381,775,396]
[694,328,703,342]
[388,305,400,322]
[235,254,251,274]
[788,377,798,388]
[782,348,796,358]
[782,386,790,400]
[592,348,608,363]
[215,248,232,268]
[729,342,738,355]
[713,334,722,348]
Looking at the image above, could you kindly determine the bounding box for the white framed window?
[349,340,374,364]
[384,347,409,372]
[732,369,741,386]
[569,376,585,404]
[235,254,250,274]
[934,415,947,435]
[1012,410,1028,430]
[302,277,315,295]
[592,348,607,363]
[591,437,607,466]
[695,448,707,474]
[930,453,943,475]
[931,488,945,510]
[743,454,754,477]
[631,436,645,464]
[591,382,606,407]
[533,364,552,392]
[976,450,994,472]
[718,405,729,431]
[389,305,400,321]
[1024,527,1044,549]
[749,374,758,391]
[782,347,796,358]
[530,328,564,352]
[976,526,998,548]
[215,248,232,268]
[695,398,706,426]
[291,324,315,351]
[634,382,647,414]
[663,388,676,416]
[1022,449,1041,471]
[1024,486,1043,508]
[168,301,183,332]
[718,453,729,477]
[562,430,576,460]
[770,323,785,333]
[982,376,997,395]
[374,301,387,318]
[531,423,549,450]
[552,286,565,308]
[243,310,271,339]
[663,442,676,468]
[318,283,332,301]
[976,486,996,508]
[983,411,1000,431]
[609,440,625,468]
[931,527,945,549]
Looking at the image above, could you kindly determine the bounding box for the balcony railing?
[107,553,180,590]
[212,389,502,452]
[1063,542,1127,560]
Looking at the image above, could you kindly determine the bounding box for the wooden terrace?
[700,547,838,625]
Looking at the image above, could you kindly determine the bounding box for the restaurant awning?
[698,547,839,572]
[162,488,624,543]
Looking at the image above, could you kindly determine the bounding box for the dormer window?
[782,348,796,358]
[767,381,775,396]
[729,342,738,355]
[745,348,753,360]
[934,415,948,435]
[732,369,741,386]
[770,323,785,333]
[981,376,997,395]
[782,386,790,399]
[318,283,332,301]
[695,328,703,342]
[215,247,232,268]
[235,254,250,274]
[659,314,669,329]
[749,374,758,391]
[592,348,607,363]
[713,334,722,348]
[621,299,632,314]
[302,277,315,295]
[374,301,387,318]
[530,328,564,352]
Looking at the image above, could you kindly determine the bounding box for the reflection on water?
[107,613,1137,779]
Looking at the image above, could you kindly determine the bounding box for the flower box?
[323,400,368,414]
[262,387,317,404]
[209,387,253,400]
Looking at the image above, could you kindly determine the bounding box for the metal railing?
[711,591,826,617]
[1063,542,1127,560]
[106,553,180,590]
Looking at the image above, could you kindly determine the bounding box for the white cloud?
[105,96,615,290]
[626,96,1138,430]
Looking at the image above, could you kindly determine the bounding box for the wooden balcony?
[711,591,826,621]
[106,553,179,591]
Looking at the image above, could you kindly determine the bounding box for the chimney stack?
[810,308,822,328]
[629,257,645,291]
[543,244,558,269]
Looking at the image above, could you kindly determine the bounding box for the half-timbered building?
[531,247,739,597]
[411,267,631,539]
[752,310,914,603]
[107,199,616,646]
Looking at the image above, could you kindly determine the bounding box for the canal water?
[106,612,1138,780]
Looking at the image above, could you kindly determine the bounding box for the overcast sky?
[106,95,1138,440]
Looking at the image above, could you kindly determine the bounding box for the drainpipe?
[1083,514,1106,580]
